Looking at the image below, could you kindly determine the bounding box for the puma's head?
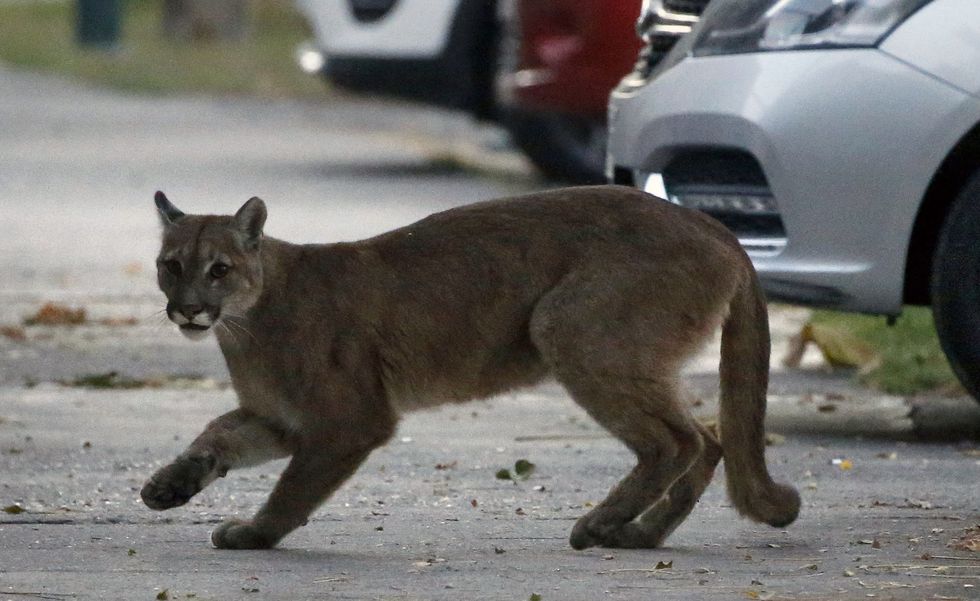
[153,191,266,340]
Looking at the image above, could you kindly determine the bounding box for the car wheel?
[931,169,980,403]
[503,109,607,184]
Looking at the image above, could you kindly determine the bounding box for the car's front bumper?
[608,48,977,314]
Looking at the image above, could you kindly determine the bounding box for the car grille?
[348,0,398,23]
[662,0,711,15]
[624,0,712,83]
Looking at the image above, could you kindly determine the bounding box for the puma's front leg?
[210,443,376,549]
[212,415,393,550]
[141,409,293,510]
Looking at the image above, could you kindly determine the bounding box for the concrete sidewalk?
[1,380,979,600]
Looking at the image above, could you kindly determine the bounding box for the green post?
[76,0,121,49]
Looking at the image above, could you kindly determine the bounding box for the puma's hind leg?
[529,270,725,549]
[598,420,723,548]
[560,377,706,550]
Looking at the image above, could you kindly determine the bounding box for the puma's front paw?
[211,519,276,550]
[140,454,216,510]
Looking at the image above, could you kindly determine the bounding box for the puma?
[141,185,799,550]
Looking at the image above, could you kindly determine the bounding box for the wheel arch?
[903,121,980,305]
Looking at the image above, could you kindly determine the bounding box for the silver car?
[607,0,980,398]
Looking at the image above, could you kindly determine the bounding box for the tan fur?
[141,185,800,550]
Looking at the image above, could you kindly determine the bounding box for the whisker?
[221,316,258,344]
[216,321,241,347]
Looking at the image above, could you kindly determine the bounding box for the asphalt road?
[0,65,978,601]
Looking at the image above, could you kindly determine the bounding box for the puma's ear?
[234,196,267,249]
[154,191,185,227]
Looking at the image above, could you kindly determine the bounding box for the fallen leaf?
[817,403,837,413]
[832,458,854,471]
[24,302,86,326]
[655,560,672,569]
[495,469,512,480]
[947,525,980,552]
[494,546,505,554]
[843,568,855,577]
[156,590,169,601]
[435,461,457,470]
[872,539,882,549]
[529,595,542,601]
[514,459,536,479]
[0,326,26,341]
[63,372,146,390]
[470,499,478,508]
[3,504,25,514]
[745,592,760,600]
[782,322,879,369]
[128,548,136,556]
[875,452,898,460]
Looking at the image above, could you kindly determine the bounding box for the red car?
[298,0,644,183]
[498,0,643,182]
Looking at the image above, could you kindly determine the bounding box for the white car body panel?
[296,0,460,58]
[880,0,980,99]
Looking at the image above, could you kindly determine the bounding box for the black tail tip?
[154,190,167,203]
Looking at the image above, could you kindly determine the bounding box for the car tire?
[931,169,980,403]
[503,109,608,184]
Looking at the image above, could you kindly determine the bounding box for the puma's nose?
[180,305,204,319]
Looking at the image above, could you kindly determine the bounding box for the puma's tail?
[719,266,800,528]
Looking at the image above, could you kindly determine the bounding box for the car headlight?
[691,0,931,57]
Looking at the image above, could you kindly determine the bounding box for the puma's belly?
[381,339,548,413]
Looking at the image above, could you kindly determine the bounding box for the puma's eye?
[209,263,230,279]
[162,260,182,277]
